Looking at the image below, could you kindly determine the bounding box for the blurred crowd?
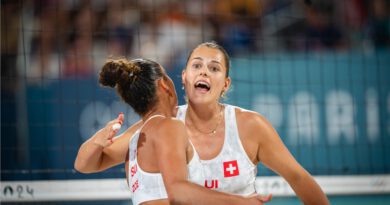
[1,0,390,82]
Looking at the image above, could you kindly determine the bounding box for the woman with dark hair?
[74,58,270,205]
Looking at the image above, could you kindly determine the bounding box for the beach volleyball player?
[175,42,329,204]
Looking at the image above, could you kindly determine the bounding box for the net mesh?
[1,0,390,203]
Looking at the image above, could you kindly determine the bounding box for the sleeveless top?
[128,115,168,205]
[177,104,257,196]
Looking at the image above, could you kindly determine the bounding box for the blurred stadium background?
[1,0,390,204]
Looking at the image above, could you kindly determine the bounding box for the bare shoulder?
[156,117,185,130]
[151,117,187,139]
[234,106,277,145]
[234,107,271,129]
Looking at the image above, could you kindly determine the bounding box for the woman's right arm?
[74,113,141,173]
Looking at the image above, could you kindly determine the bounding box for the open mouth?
[194,80,210,92]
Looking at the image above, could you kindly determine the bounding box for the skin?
[182,45,330,205]
[74,67,271,205]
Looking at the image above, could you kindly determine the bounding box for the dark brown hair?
[99,58,164,116]
[185,41,231,77]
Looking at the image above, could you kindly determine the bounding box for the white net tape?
[1,175,389,202]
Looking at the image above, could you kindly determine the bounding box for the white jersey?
[128,115,168,205]
[177,104,257,196]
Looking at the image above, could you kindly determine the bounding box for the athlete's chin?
[188,95,216,105]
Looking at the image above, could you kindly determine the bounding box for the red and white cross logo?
[223,160,239,177]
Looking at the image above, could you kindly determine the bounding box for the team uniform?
[177,104,257,196]
[128,115,168,205]
[128,104,257,204]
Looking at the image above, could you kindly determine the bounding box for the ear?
[223,77,231,94]
[158,78,169,91]
[158,78,172,96]
[181,69,186,87]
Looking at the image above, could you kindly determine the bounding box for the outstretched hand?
[94,112,124,147]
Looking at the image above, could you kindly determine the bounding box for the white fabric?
[177,104,257,196]
[128,115,168,205]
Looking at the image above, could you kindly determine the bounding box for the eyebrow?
[191,57,222,65]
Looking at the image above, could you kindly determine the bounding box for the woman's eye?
[210,66,219,72]
[192,63,202,69]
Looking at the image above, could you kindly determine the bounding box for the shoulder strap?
[139,114,166,131]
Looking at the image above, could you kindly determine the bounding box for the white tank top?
[128,115,168,205]
[177,104,257,196]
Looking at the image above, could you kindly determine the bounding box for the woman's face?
[182,46,231,105]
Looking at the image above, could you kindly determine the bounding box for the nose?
[199,66,208,76]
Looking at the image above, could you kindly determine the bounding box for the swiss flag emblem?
[223,160,239,177]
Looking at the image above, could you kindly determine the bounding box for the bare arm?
[74,113,141,173]
[154,119,268,205]
[247,113,330,205]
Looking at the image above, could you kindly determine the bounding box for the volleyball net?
[1,0,390,203]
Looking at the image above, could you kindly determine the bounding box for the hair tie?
[129,71,137,84]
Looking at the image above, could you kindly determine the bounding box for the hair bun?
[99,60,123,88]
